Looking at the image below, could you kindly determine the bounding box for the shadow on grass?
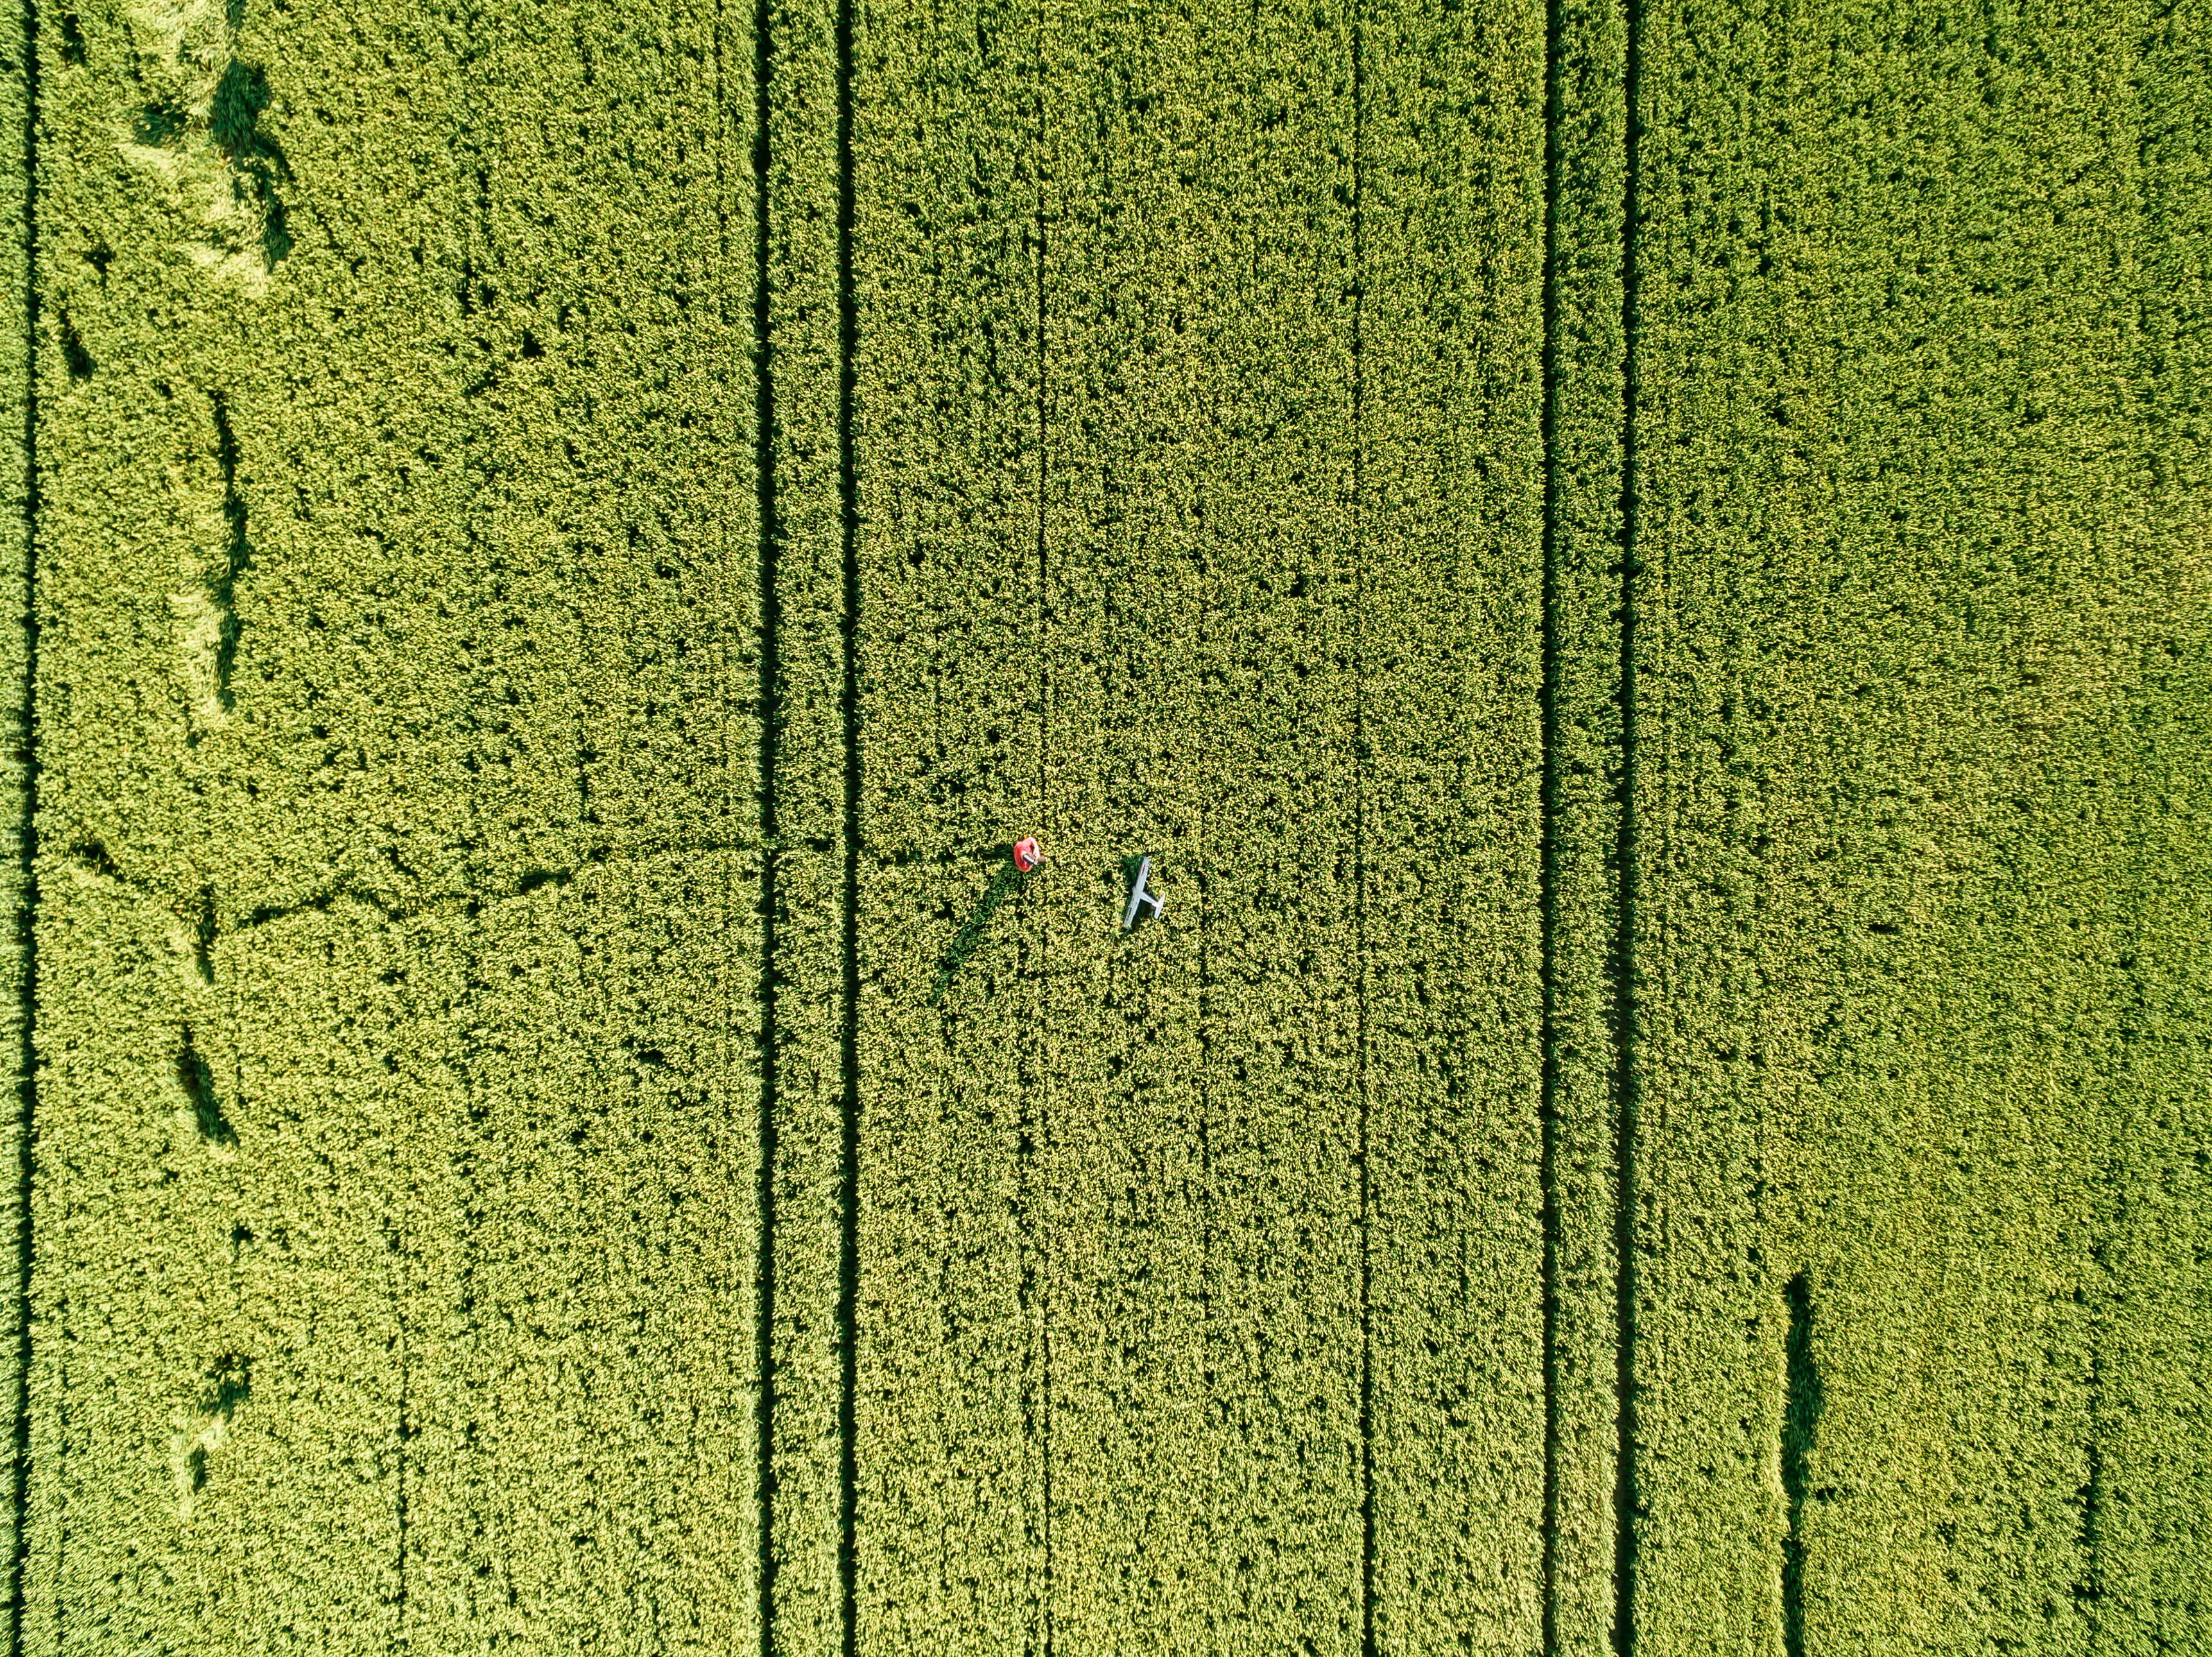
[1783,1273,1823,1657]
[929,854,1027,1005]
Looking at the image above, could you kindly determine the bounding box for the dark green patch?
[210,60,291,269]
[134,99,187,146]
[59,314,92,381]
[177,1027,235,1147]
[928,859,1026,1004]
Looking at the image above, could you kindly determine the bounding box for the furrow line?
[750,0,783,1645]
[1613,0,1645,1645]
[833,0,861,1633]
[1349,3,1376,1652]
[5,0,35,1642]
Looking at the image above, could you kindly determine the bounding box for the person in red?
[1012,836,1043,873]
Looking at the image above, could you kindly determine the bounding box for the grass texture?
[0,0,2202,1652]
[23,0,763,1647]
[821,0,1549,1648]
[1623,0,2212,1647]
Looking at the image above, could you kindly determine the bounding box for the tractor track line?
[6,0,37,1645]
[1537,0,1567,1633]
[833,0,863,1636]
[1029,133,1055,1657]
[1613,0,1645,1639]
[748,0,782,1638]
[1349,3,1376,1652]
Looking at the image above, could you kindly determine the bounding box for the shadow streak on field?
[750,0,782,1636]
[206,394,252,715]
[929,857,1027,1005]
[1615,0,1646,1639]
[1781,1274,1821,1657]
[1537,0,1568,1639]
[6,0,36,1642]
[206,58,290,272]
[832,0,862,1618]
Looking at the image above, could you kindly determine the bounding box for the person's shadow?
[929,852,1026,1004]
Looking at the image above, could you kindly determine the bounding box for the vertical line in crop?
[1780,1275,1819,1657]
[442,16,489,1643]
[1030,128,1055,1657]
[1614,0,1643,1641]
[712,0,750,1640]
[2072,1411,2104,1620]
[1536,0,1567,1638]
[832,0,862,1635]
[1026,0,1054,1638]
[1349,3,1374,1651]
[392,1318,409,1633]
[748,0,782,1640]
[6,0,33,1641]
[2072,1305,2108,1620]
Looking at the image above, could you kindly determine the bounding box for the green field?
[2,0,2206,1649]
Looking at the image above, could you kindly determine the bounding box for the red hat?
[1012,836,1042,873]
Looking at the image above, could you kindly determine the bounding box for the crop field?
[0,0,2204,1649]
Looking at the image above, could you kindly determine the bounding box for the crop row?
[23,0,763,1647]
[1623,0,2212,1644]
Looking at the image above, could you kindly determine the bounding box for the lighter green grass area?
[3,0,2204,1651]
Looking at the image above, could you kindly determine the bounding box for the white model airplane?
[1123,854,1165,931]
